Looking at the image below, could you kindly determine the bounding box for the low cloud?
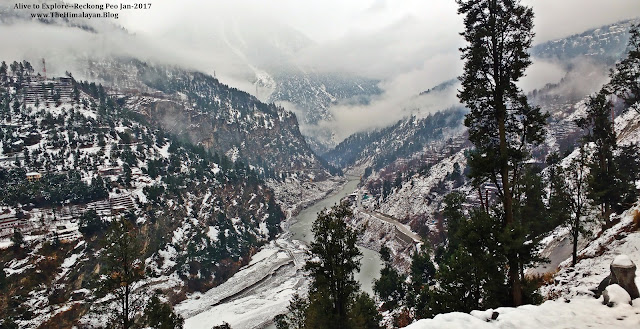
[523,0,640,43]
[318,52,462,141]
[1,0,636,145]
[0,21,176,78]
[550,58,611,99]
[519,59,567,93]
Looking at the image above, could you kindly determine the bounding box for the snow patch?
[612,254,634,268]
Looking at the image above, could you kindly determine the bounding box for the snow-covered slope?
[324,109,466,171]
[81,58,335,181]
[405,296,640,329]
[0,66,288,328]
[154,12,383,153]
[532,18,640,62]
[176,239,308,329]
[540,204,640,300]
[405,202,640,329]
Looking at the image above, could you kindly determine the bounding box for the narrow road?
[355,189,421,244]
[362,209,422,243]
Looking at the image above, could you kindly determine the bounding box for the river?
[180,175,383,329]
[263,175,384,329]
[288,175,384,296]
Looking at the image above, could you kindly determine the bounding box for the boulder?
[610,255,640,299]
[602,284,631,307]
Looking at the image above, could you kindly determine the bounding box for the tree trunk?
[125,285,129,329]
[122,289,128,329]
[572,196,582,267]
[490,0,521,306]
[572,228,578,266]
[500,113,522,305]
[497,81,522,307]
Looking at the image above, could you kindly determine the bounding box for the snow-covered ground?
[413,202,640,329]
[529,224,593,277]
[176,239,308,329]
[540,204,640,300]
[533,108,640,297]
[379,150,468,220]
[405,296,640,329]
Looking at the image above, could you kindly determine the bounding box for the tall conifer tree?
[305,205,362,327]
[608,24,640,112]
[576,90,620,225]
[457,0,548,306]
[99,219,146,329]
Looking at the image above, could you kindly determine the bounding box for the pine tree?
[11,228,25,253]
[348,293,383,329]
[12,99,20,115]
[607,24,640,112]
[374,264,405,310]
[576,90,620,226]
[547,152,572,229]
[456,0,548,306]
[142,293,184,329]
[565,147,593,266]
[305,204,362,328]
[615,143,640,209]
[0,263,7,291]
[374,245,406,311]
[0,317,18,329]
[274,206,383,328]
[409,245,436,293]
[99,219,146,329]
[407,245,436,318]
[9,61,17,75]
[442,192,466,253]
[78,209,105,237]
[22,61,33,76]
[429,209,508,316]
[274,294,308,329]
[73,84,80,103]
[515,165,550,237]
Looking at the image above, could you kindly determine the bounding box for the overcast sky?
[113,0,640,44]
[4,0,639,139]
[11,0,638,85]
[106,0,640,85]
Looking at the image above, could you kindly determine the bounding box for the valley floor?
[176,239,308,329]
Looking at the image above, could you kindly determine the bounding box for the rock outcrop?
[610,255,640,299]
[595,254,639,301]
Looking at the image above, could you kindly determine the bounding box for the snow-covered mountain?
[330,18,636,215]
[324,109,466,171]
[531,18,640,63]
[81,57,335,181]
[0,67,292,327]
[156,13,383,153]
[268,70,382,152]
[1,0,383,154]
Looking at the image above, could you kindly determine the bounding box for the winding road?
[361,209,422,244]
